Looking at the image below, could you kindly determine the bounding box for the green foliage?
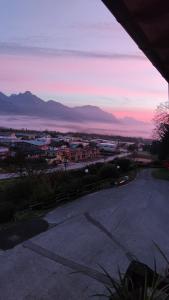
[56,178,82,195]
[94,245,169,300]
[150,141,160,156]
[3,178,32,205]
[0,159,135,217]
[98,164,120,179]
[158,125,169,160]
[0,201,15,223]
[31,177,55,204]
[152,168,169,181]
[151,160,162,168]
[68,168,85,179]
[94,265,169,300]
[153,102,169,160]
[82,174,99,185]
[114,159,132,172]
[87,162,104,174]
[128,144,137,152]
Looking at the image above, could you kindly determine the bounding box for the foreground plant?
[93,257,169,300]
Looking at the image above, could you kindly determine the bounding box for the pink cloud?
[107,108,154,122]
[0,53,167,123]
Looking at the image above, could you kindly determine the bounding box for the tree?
[128,144,137,152]
[154,102,169,138]
[150,141,160,155]
[98,164,120,179]
[14,150,26,176]
[154,102,169,160]
[115,158,132,172]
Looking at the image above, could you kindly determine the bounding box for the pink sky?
[0,53,166,122]
[0,0,167,126]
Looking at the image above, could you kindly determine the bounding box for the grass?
[152,168,169,181]
[0,168,15,174]
[14,209,46,221]
[0,178,19,191]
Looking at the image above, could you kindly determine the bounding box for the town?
[0,128,150,173]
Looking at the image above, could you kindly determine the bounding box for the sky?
[0,0,167,123]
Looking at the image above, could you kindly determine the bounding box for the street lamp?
[84,168,89,174]
[63,158,68,171]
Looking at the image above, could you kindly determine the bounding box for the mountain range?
[0,91,146,125]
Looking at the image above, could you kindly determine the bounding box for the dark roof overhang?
[101,0,169,83]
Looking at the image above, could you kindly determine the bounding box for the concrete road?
[1,169,169,299]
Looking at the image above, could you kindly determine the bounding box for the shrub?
[69,169,85,178]
[98,164,120,179]
[152,160,162,168]
[87,162,104,174]
[3,178,32,205]
[29,175,56,204]
[114,159,132,172]
[0,201,15,223]
[82,174,99,185]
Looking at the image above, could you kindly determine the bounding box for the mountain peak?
[24,91,32,95]
[0,90,118,124]
[0,92,8,102]
[0,92,6,97]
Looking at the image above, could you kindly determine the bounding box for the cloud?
[71,21,118,32]
[0,42,145,60]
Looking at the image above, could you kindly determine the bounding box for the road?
[1,169,169,299]
[0,152,130,180]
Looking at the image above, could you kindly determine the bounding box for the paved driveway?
[1,169,169,299]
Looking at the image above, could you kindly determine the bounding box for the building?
[98,142,118,153]
[0,132,17,143]
[0,147,10,159]
[56,147,100,163]
[12,140,49,159]
[22,140,50,151]
[15,132,36,140]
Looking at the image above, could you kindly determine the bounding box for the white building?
[98,142,118,152]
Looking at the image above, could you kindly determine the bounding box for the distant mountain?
[0,91,148,127]
[0,92,19,113]
[74,105,118,123]
[0,91,119,123]
[121,117,147,126]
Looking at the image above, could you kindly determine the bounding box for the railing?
[29,178,114,210]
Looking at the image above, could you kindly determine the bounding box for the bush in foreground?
[0,201,15,223]
[113,158,133,172]
[98,164,120,180]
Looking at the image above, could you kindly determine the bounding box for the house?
[13,140,49,158]
[0,147,10,159]
[56,147,100,163]
[70,142,89,148]
[15,132,36,140]
[0,132,17,143]
[98,142,118,153]
[27,149,46,159]
[23,140,50,151]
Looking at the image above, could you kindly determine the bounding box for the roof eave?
[101,0,169,83]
